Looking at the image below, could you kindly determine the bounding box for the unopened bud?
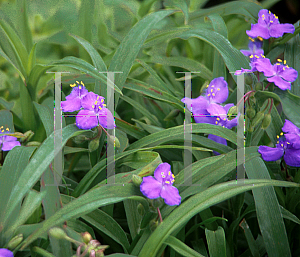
[26,141,41,147]
[252,111,265,127]
[132,174,142,187]
[89,138,99,152]
[238,114,245,128]
[245,74,253,85]
[164,109,180,121]
[227,106,238,120]
[81,232,92,244]
[107,135,120,148]
[137,203,145,216]
[261,113,272,129]
[73,135,88,144]
[255,82,263,91]
[21,130,34,142]
[49,227,67,240]
[149,219,159,231]
[246,108,256,119]
[7,234,23,249]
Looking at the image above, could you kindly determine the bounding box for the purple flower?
[76,92,115,130]
[0,248,14,257]
[255,58,298,90]
[140,163,181,206]
[61,81,88,112]
[258,136,300,167]
[240,38,264,60]
[235,53,266,75]
[181,77,228,124]
[247,9,295,39]
[0,127,21,151]
[282,119,300,149]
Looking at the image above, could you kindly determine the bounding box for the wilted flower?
[140,163,181,206]
[0,127,21,151]
[0,248,14,257]
[76,92,115,130]
[255,58,298,90]
[61,81,88,112]
[258,133,300,167]
[246,9,295,39]
[282,119,300,149]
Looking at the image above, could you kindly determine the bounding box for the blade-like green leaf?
[205,226,226,257]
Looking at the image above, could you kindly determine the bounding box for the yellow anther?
[168,171,171,176]
[275,15,278,19]
[79,86,82,89]
[103,104,106,107]
[97,96,100,100]
[0,126,3,129]
[162,175,166,178]
[212,93,215,96]
[277,141,279,144]
[276,135,279,139]
[249,55,254,58]
[222,125,225,128]
[270,20,273,23]
[269,10,271,14]
[277,59,282,62]
[99,106,102,110]
[161,172,164,175]
[81,81,84,86]
[283,68,285,71]
[101,99,104,102]
[217,88,220,91]
[211,85,214,87]
[172,174,175,178]
[70,83,76,87]
[1,130,4,132]
[287,142,290,144]
[165,181,170,184]
[215,121,218,125]
[261,55,265,58]
[276,63,281,65]
[206,85,209,88]
[280,132,283,136]
[255,55,258,58]
[257,36,263,41]
[171,179,175,183]
[249,37,255,42]
[211,89,213,92]
[281,144,283,147]
[207,94,211,96]
[92,105,95,108]
[6,128,9,131]
[286,65,289,68]
[217,118,220,121]
[262,14,264,17]
[95,101,98,104]
[284,60,286,64]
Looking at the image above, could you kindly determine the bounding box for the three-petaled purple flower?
[0,127,21,151]
[247,9,295,39]
[255,58,298,90]
[140,163,181,206]
[282,119,300,149]
[0,248,14,257]
[258,120,300,167]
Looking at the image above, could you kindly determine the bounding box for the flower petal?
[255,58,275,77]
[193,112,216,125]
[97,108,115,129]
[1,137,21,151]
[181,96,208,113]
[285,134,300,149]
[0,248,14,257]
[208,133,227,155]
[246,23,270,39]
[278,67,298,83]
[269,23,295,38]
[81,92,98,111]
[223,103,234,114]
[160,185,181,206]
[61,98,81,112]
[154,163,171,182]
[240,50,252,56]
[267,75,291,90]
[282,119,300,134]
[76,109,98,130]
[226,116,238,129]
[284,148,300,167]
[207,103,227,119]
[207,77,228,104]
[258,145,284,161]
[140,176,162,199]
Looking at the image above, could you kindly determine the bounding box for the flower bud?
[89,138,99,152]
[238,114,245,128]
[246,108,256,119]
[48,227,67,240]
[245,74,253,85]
[261,113,272,130]
[81,232,92,244]
[73,135,88,144]
[26,141,41,147]
[164,109,180,121]
[255,82,263,91]
[227,106,238,120]
[137,203,145,216]
[132,174,142,187]
[107,135,120,148]
[20,130,34,142]
[251,111,265,127]
[149,219,159,231]
[7,234,23,249]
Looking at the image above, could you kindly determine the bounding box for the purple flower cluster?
[258,120,300,167]
[140,163,181,206]
[0,248,13,257]
[181,77,239,154]
[61,81,115,130]
[236,9,298,91]
[0,127,21,151]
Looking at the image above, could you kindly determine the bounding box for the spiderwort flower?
[282,119,300,149]
[140,163,181,206]
[61,81,88,112]
[76,92,115,130]
[181,77,228,124]
[240,38,264,60]
[0,248,14,257]
[255,58,298,90]
[235,53,266,75]
[258,133,300,167]
[246,9,295,39]
[0,127,21,151]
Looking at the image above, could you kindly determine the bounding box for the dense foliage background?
[0,0,300,256]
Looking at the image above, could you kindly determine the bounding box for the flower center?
[276,132,290,150]
[161,170,175,185]
[91,96,106,113]
[206,84,221,101]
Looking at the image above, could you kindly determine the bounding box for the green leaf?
[0,98,14,110]
[27,43,37,76]
[1,125,83,228]
[0,110,14,130]
[164,235,205,257]
[32,247,56,257]
[109,9,176,105]
[33,102,53,137]
[239,219,260,257]
[165,0,189,25]
[245,157,291,257]
[254,90,281,107]
[205,226,226,257]
[138,179,299,257]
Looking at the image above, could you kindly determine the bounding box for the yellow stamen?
[206,85,209,88]
[1,130,4,132]
[211,85,214,87]
[270,20,273,23]
[99,106,102,110]
[277,141,279,144]
[254,55,258,58]
[284,60,286,64]
[81,81,84,86]
[171,179,175,183]
[0,126,3,129]
[70,83,76,87]
[249,55,254,58]
[276,63,280,65]
[79,86,82,89]
[217,118,220,121]
[280,132,283,136]
[92,105,95,108]
[261,54,265,58]
[168,171,171,176]
[207,94,210,96]
[95,101,98,104]
[287,142,290,144]
[283,68,285,71]
[76,81,79,84]
[217,88,220,91]
[286,65,289,68]
[212,93,215,96]
[172,174,175,178]
[277,59,282,62]
[276,135,279,139]
[281,144,283,147]
[211,89,213,92]
[101,99,104,102]
[215,121,218,125]
[269,10,271,14]
[6,128,9,131]
[103,104,106,107]
[257,36,263,41]
[165,181,170,184]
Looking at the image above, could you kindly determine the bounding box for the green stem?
[245,131,252,147]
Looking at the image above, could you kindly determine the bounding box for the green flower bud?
[81,232,92,244]
[132,174,142,187]
[227,106,238,120]
[107,135,120,148]
[238,114,245,128]
[89,138,100,152]
[73,135,88,144]
[251,111,265,127]
[255,82,263,91]
[164,109,180,121]
[149,219,159,231]
[26,141,41,147]
[246,108,256,119]
[245,74,253,85]
[48,227,67,240]
[7,234,23,249]
[261,113,272,130]
[20,130,34,142]
[137,203,145,216]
